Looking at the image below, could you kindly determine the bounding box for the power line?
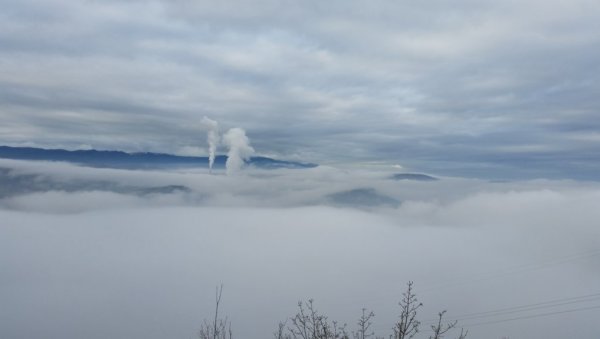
[462,304,600,327]
[423,292,600,322]
[359,248,600,335]
[349,294,600,335]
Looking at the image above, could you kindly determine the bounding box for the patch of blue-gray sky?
[1,0,599,179]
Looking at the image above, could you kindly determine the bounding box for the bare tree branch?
[199,284,233,339]
[392,281,422,339]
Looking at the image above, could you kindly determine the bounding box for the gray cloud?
[1,0,599,179]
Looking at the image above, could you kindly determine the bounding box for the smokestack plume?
[201,117,219,173]
[223,128,254,175]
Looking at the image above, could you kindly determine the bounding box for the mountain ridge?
[0,146,317,170]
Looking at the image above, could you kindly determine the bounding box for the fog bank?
[1,160,599,338]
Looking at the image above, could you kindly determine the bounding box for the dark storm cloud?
[1,0,599,178]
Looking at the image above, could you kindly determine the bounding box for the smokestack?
[222,128,254,175]
[201,117,219,173]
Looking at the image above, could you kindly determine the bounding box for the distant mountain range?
[390,173,438,181]
[326,188,400,208]
[0,146,318,170]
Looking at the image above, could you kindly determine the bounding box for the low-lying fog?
[1,159,599,339]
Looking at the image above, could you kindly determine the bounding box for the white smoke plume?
[201,117,219,173]
[223,128,255,175]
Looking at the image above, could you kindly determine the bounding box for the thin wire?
[462,304,600,327]
[422,292,600,322]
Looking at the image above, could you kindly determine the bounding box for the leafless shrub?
[200,282,467,339]
[353,308,375,339]
[428,311,467,339]
[392,281,422,339]
[198,284,233,339]
[284,299,349,339]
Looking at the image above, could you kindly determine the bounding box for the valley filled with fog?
[2,0,600,337]
[1,159,599,339]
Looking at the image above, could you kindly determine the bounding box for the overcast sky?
[1,0,599,179]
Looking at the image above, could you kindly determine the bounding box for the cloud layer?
[1,160,599,338]
[1,0,599,179]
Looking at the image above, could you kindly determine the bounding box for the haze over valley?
[1,0,600,338]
